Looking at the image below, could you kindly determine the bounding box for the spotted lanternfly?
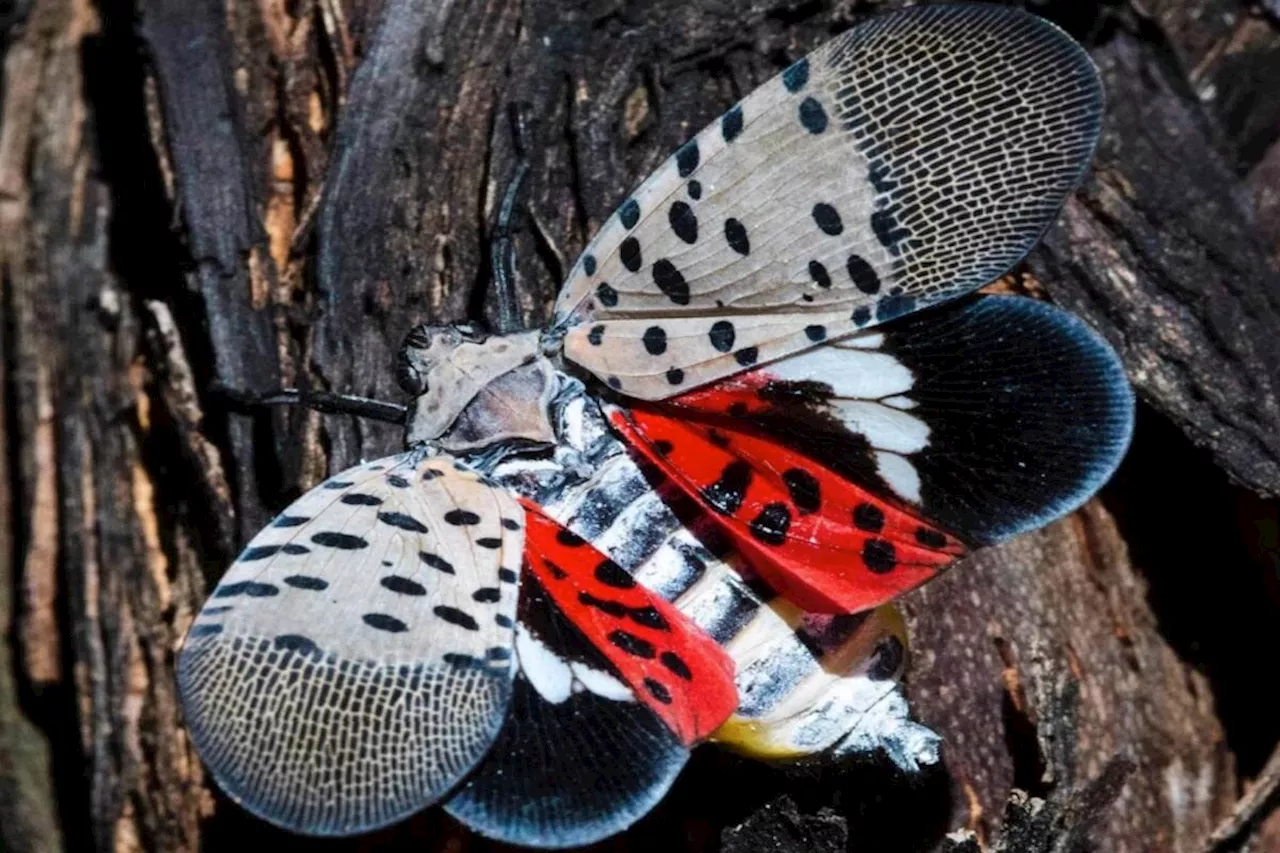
[177,6,1134,849]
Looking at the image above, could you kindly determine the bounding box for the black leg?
[212,384,408,425]
[491,102,532,334]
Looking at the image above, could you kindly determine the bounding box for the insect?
[177,4,1134,849]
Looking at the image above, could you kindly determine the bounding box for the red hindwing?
[608,406,966,614]
[519,500,737,745]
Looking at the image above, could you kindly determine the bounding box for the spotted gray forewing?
[176,452,524,835]
[554,5,1104,401]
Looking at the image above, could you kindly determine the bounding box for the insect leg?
[212,384,408,424]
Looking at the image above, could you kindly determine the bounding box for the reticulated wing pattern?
[177,452,524,836]
[555,4,1102,399]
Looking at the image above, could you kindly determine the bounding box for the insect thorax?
[400,324,562,453]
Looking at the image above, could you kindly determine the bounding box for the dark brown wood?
[2,0,1278,851]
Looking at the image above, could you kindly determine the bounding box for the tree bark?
[2,0,1278,851]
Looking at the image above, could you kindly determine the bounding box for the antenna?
[213,384,408,424]
[491,102,532,334]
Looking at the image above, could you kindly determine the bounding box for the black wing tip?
[970,296,1134,543]
[882,294,1133,545]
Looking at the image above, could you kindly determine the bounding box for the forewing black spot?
[272,514,309,528]
[709,320,736,353]
[386,475,410,488]
[341,493,383,506]
[666,367,685,385]
[434,606,480,630]
[669,201,698,244]
[241,545,281,561]
[189,624,223,638]
[379,512,429,533]
[847,254,881,294]
[734,347,759,367]
[620,237,642,272]
[782,57,809,92]
[274,634,319,656]
[215,581,280,598]
[642,326,668,356]
[473,587,501,603]
[799,97,828,133]
[381,575,427,596]
[587,325,605,346]
[476,537,503,549]
[583,254,597,275]
[721,105,744,142]
[724,218,749,254]
[498,568,518,583]
[676,139,700,177]
[812,203,843,235]
[596,282,619,307]
[501,518,521,531]
[805,324,826,342]
[809,259,832,289]
[363,613,409,633]
[284,575,328,591]
[420,552,455,573]
[653,259,690,305]
[619,198,640,229]
[444,509,481,526]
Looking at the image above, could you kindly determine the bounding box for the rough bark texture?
[1,0,1278,851]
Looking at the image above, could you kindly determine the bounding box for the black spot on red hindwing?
[556,529,585,547]
[702,460,752,515]
[862,539,897,573]
[915,527,948,548]
[749,502,792,545]
[852,502,886,533]
[706,429,730,449]
[660,651,693,680]
[782,468,821,513]
[579,591,629,617]
[594,559,637,589]
[644,678,673,704]
[628,606,670,631]
[608,630,656,659]
[653,439,674,456]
